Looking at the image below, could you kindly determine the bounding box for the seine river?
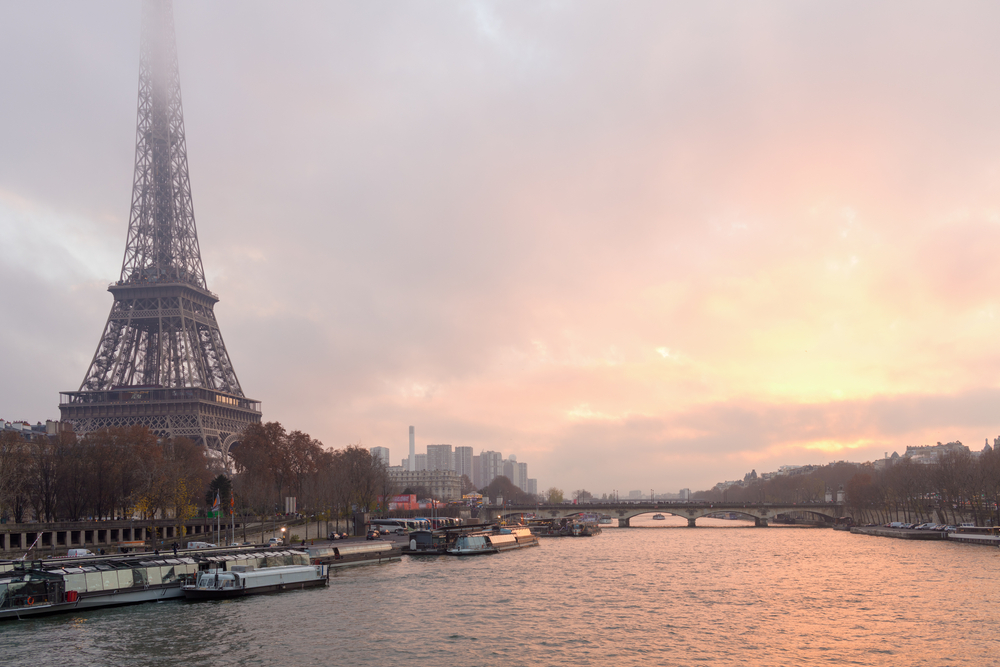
[3,516,998,666]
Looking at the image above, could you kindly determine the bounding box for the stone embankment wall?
[0,518,240,560]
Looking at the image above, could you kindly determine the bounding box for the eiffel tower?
[59,0,261,459]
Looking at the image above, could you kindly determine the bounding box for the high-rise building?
[500,455,527,490]
[58,0,261,460]
[471,454,481,487]
[426,444,453,472]
[527,479,538,495]
[480,451,504,487]
[370,446,389,465]
[454,446,474,481]
[414,453,427,472]
[407,425,415,471]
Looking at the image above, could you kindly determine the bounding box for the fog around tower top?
[3,1,1000,493]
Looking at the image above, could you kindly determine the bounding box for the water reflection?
[2,528,996,666]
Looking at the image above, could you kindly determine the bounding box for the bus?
[369,518,431,534]
[421,517,463,529]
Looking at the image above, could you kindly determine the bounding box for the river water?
[3,517,998,666]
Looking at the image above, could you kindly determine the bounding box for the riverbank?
[850,525,1000,546]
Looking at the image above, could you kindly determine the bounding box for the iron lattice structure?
[60,0,261,457]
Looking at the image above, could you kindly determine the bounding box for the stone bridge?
[487,501,845,527]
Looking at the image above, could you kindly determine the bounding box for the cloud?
[5,2,1000,493]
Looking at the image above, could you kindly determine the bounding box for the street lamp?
[280,526,286,545]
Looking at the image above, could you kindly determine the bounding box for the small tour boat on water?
[652,514,666,520]
[181,563,328,600]
[447,526,539,555]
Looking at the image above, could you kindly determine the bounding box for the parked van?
[67,548,94,557]
[186,541,216,549]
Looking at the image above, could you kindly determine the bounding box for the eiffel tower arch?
[60,0,261,460]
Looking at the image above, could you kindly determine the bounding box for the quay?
[0,518,242,559]
[850,526,1000,546]
[850,526,945,540]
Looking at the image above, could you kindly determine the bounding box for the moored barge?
[182,563,328,600]
[0,546,313,620]
[403,524,539,555]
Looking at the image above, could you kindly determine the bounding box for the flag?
[213,492,221,511]
[230,493,235,515]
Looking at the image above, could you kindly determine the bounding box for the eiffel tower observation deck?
[60,0,261,458]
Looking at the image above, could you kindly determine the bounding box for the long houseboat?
[0,546,312,621]
[305,542,401,568]
[404,524,539,555]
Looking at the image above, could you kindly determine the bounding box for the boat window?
[85,571,104,591]
[161,566,177,584]
[102,570,119,590]
[147,567,162,585]
[132,568,148,587]
[118,569,134,588]
[65,573,87,593]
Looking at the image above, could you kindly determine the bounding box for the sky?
[4,1,1000,495]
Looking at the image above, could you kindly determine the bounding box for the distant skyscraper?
[454,446,474,481]
[414,453,427,472]
[408,425,415,472]
[471,454,481,487]
[480,451,503,487]
[370,446,389,465]
[427,444,453,472]
[527,478,537,495]
[516,462,528,491]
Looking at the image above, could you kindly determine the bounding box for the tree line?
[0,421,397,530]
[689,449,1000,526]
[230,422,395,531]
[843,448,1000,526]
[693,462,860,505]
[0,426,210,525]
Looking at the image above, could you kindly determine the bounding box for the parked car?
[366,529,381,540]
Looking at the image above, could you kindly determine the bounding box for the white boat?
[652,514,666,520]
[182,563,328,600]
